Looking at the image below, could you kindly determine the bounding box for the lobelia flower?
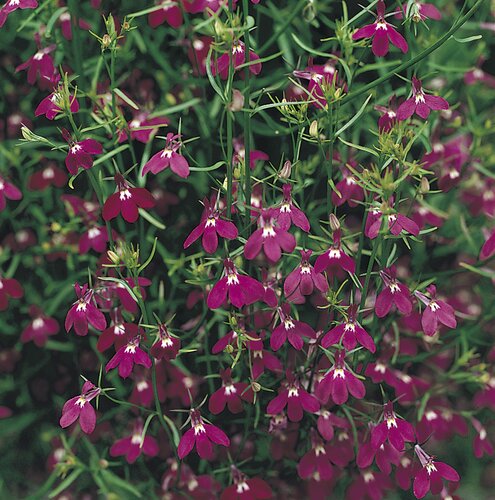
[352,0,408,57]
[188,36,213,76]
[78,225,112,254]
[332,166,365,207]
[395,1,442,22]
[365,200,420,239]
[0,0,38,28]
[375,95,399,132]
[35,89,79,120]
[21,305,59,347]
[247,338,283,380]
[314,229,355,276]
[0,274,23,311]
[96,308,139,353]
[207,258,265,309]
[130,365,166,408]
[106,336,152,379]
[102,174,156,223]
[315,349,366,405]
[284,249,328,302]
[59,380,100,434]
[371,401,415,451]
[28,163,66,190]
[316,409,349,441]
[221,466,272,500]
[267,372,320,422]
[110,418,160,464]
[297,429,335,481]
[471,418,494,459]
[244,208,296,263]
[413,445,460,499]
[118,112,169,144]
[58,12,91,40]
[347,469,393,499]
[65,283,106,336]
[183,197,238,254]
[148,0,183,29]
[233,136,269,170]
[277,183,310,232]
[142,132,189,178]
[397,77,449,121]
[212,40,261,80]
[270,303,315,351]
[321,304,376,353]
[150,323,181,360]
[357,436,401,474]
[177,407,230,459]
[61,129,103,175]
[375,267,413,317]
[260,268,279,307]
[480,228,495,260]
[208,368,254,414]
[0,175,22,212]
[15,43,56,86]
[414,285,456,336]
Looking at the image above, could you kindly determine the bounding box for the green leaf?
[49,470,84,498]
[334,94,372,138]
[113,88,140,110]
[338,136,379,157]
[100,470,142,498]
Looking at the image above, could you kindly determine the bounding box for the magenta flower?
[375,95,399,132]
[177,408,230,459]
[110,419,160,464]
[148,1,183,29]
[61,129,102,175]
[35,90,79,120]
[102,174,156,223]
[183,197,238,253]
[208,368,254,414]
[142,132,189,178]
[267,372,320,422]
[0,275,23,311]
[316,409,348,441]
[248,341,283,380]
[371,401,415,451]
[397,77,449,121]
[375,268,413,317]
[277,183,310,232]
[0,175,22,212]
[270,304,315,351]
[244,209,296,263]
[212,40,261,80]
[321,304,376,353]
[28,163,66,190]
[150,323,181,360]
[65,283,106,336]
[15,44,56,86]
[365,202,420,239]
[315,349,366,405]
[414,285,456,336]
[352,0,408,57]
[59,381,100,434]
[58,12,91,40]
[472,418,494,459]
[332,167,365,207]
[357,438,401,474]
[207,258,265,309]
[78,225,111,254]
[96,308,139,353]
[297,429,334,481]
[221,466,272,500]
[413,445,460,499]
[106,336,152,379]
[118,112,169,144]
[21,305,59,347]
[284,249,328,301]
[233,137,269,170]
[188,36,213,76]
[0,0,38,28]
[395,2,442,22]
[314,229,355,275]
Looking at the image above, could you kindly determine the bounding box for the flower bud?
[329,213,340,232]
[279,160,292,179]
[229,89,245,112]
[107,250,120,265]
[101,34,111,50]
[99,459,109,469]
[309,120,319,138]
[225,344,234,354]
[251,381,262,392]
[419,177,430,194]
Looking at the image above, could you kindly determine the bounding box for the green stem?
[243,0,252,231]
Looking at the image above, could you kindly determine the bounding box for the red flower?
[96,308,139,352]
[221,466,272,500]
[105,336,152,379]
[59,380,100,434]
[397,77,449,121]
[471,418,494,458]
[297,430,334,481]
[314,229,355,275]
[332,166,365,207]
[150,323,181,360]
[0,0,38,28]
[15,43,56,86]
[184,197,238,254]
[365,201,420,239]
[207,258,265,309]
[414,285,457,336]
[267,372,320,422]
[212,40,261,80]
[148,1,183,29]
[65,283,106,336]
[142,132,189,178]
[0,275,23,310]
[35,90,79,120]
[247,339,282,380]
[395,2,442,22]
[321,304,376,353]
[28,163,66,190]
[352,0,408,57]
[277,183,310,232]
[270,304,315,351]
[371,401,415,451]
[0,175,22,212]
[375,267,413,317]
[102,174,156,223]
[61,129,103,175]
[315,349,366,405]
[118,112,169,144]
[208,368,254,414]
[58,12,91,40]
[177,408,230,459]
[110,418,160,464]
[21,305,59,347]
[413,445,460,499]
[233,137,269,170]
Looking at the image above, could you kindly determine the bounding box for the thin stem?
[243,0,252,232]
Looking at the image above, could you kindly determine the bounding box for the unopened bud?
[121,21,130,32]
[309,120,319,138]
[419,177,430,194]
[329,213,340,232]
[229,89,245,112]
[101,34,111,50]
[279,160,292,179]
[251,382,262,392]
[99,459,109,469]
[229,315,238,329]
[224,344,234,354]
[107,250,120,265]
